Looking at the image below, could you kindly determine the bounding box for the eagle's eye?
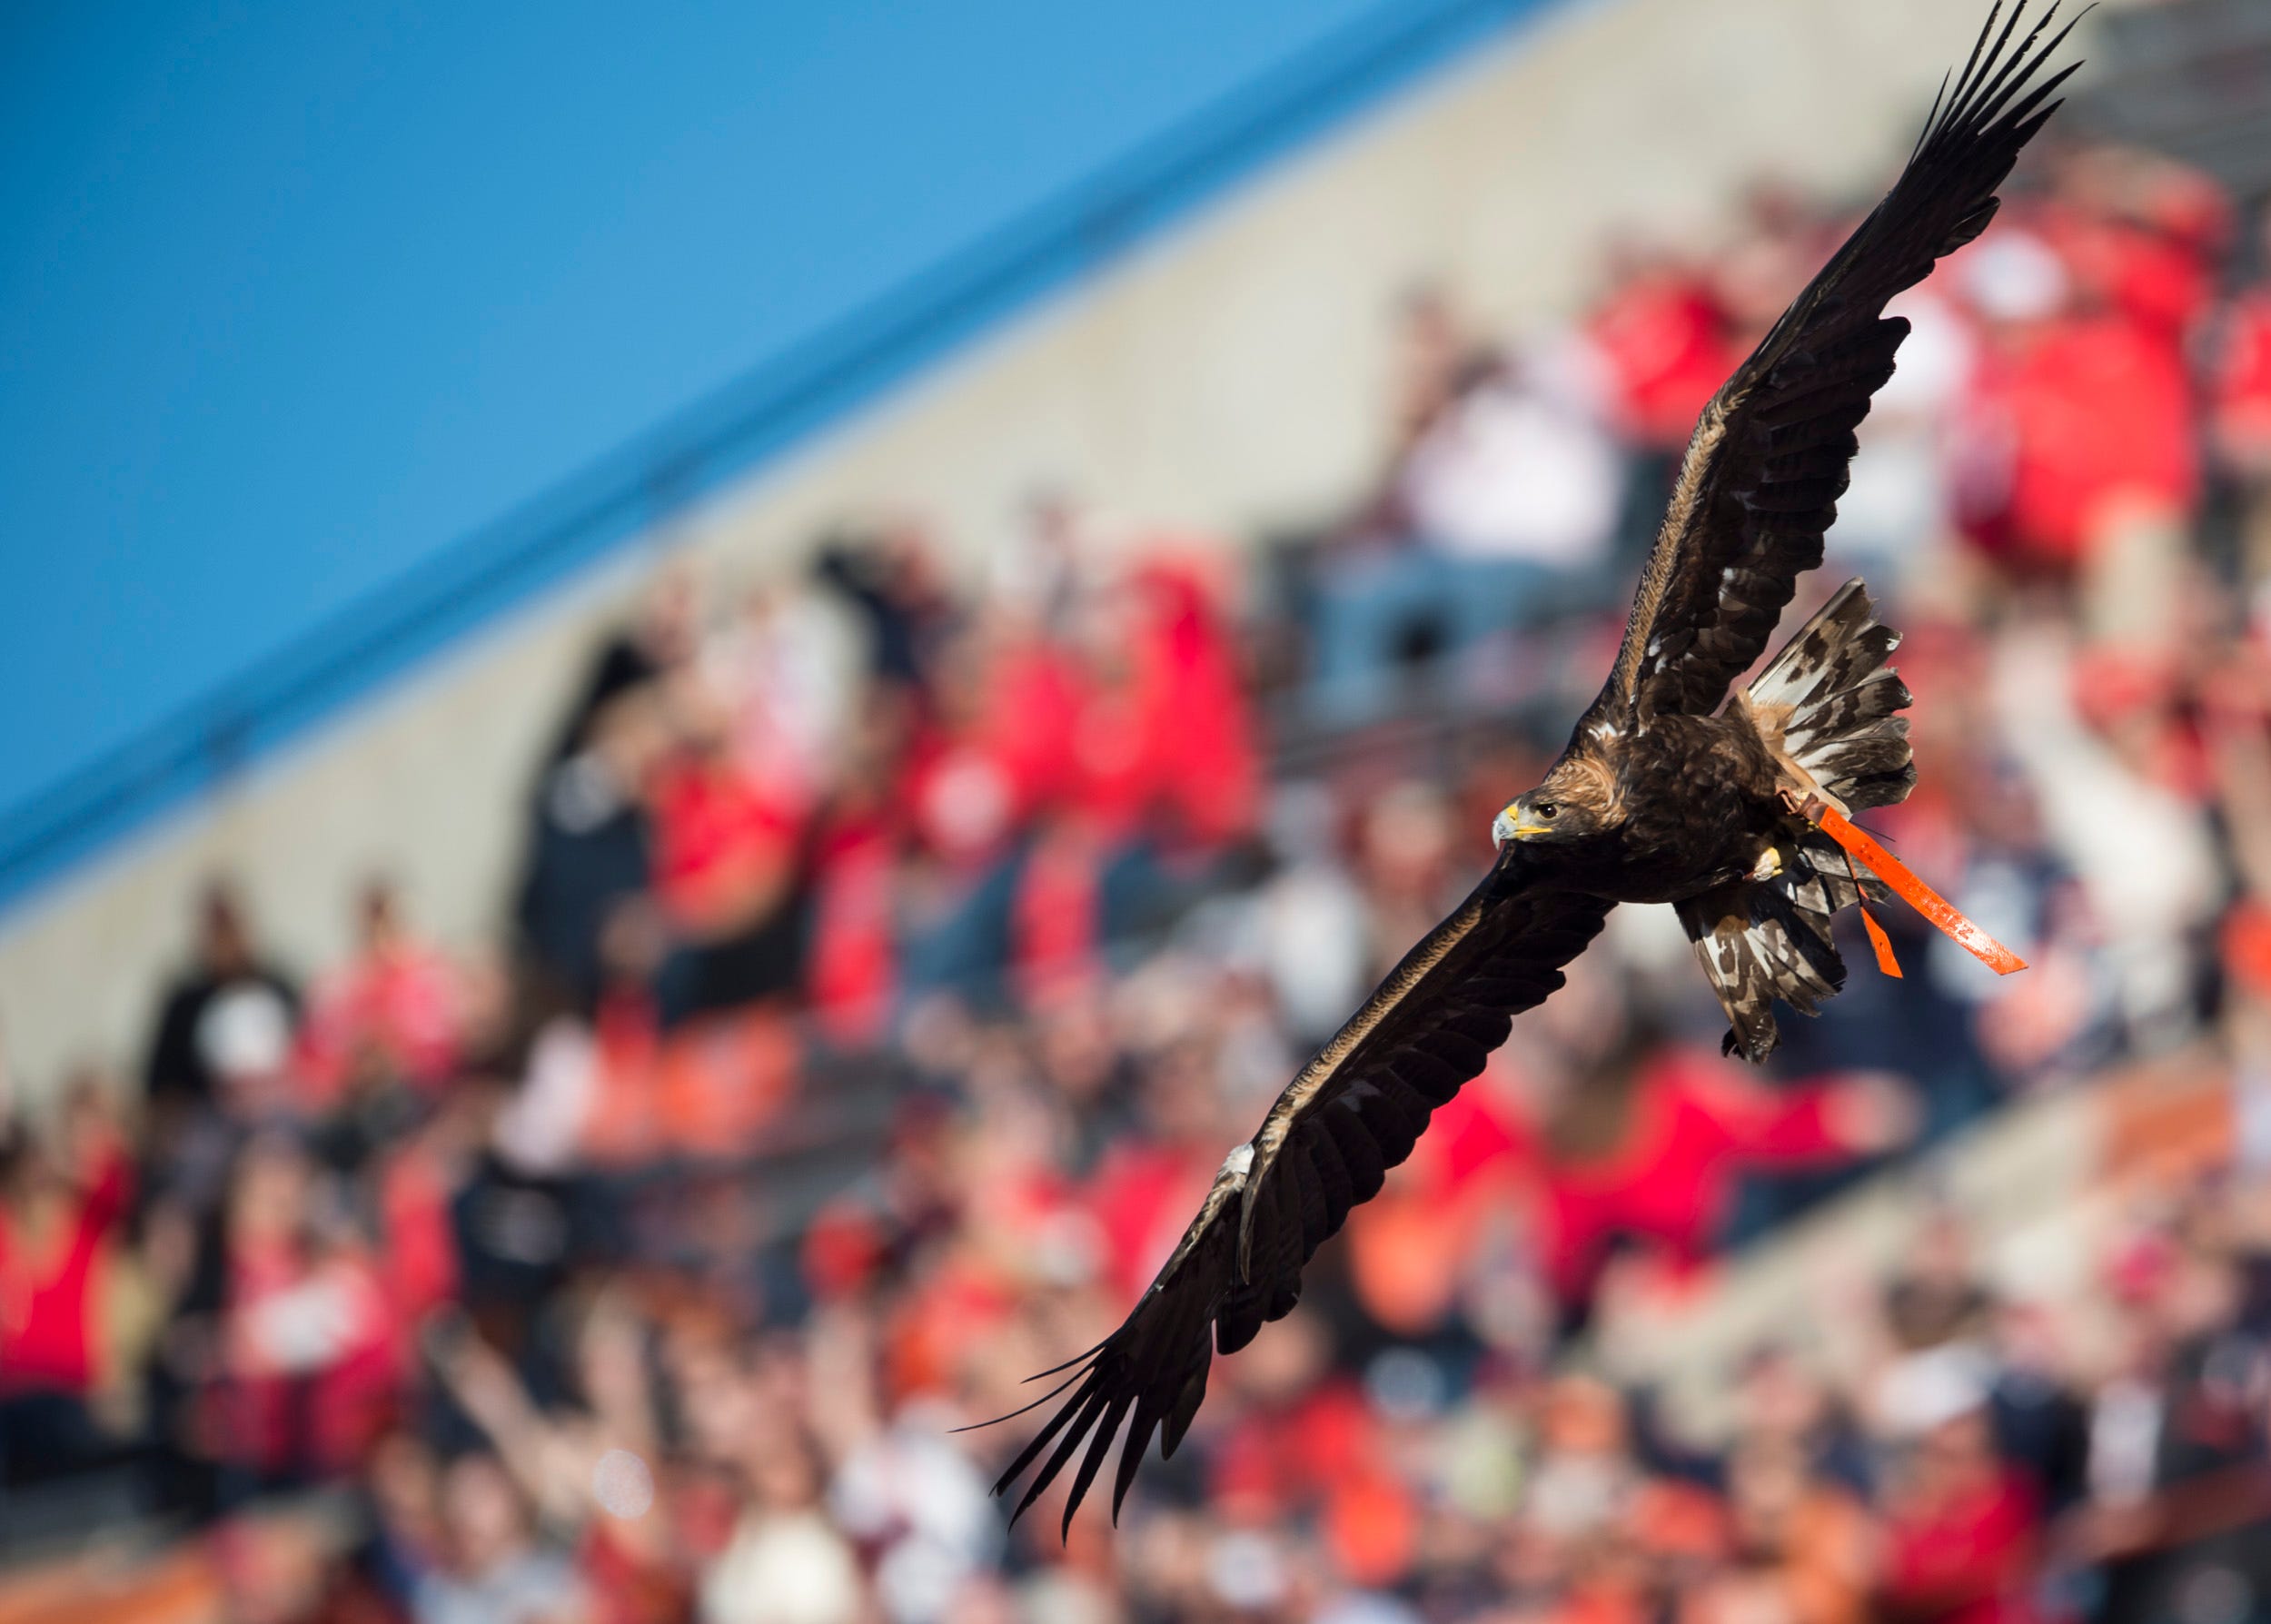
[1535,801,1560,821]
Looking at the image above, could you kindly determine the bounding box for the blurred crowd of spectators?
[9,125,2271,1624]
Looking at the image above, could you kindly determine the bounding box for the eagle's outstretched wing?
[982,854,1609,1533]
[984,0,2080,1539]
[1592,0,2080,727]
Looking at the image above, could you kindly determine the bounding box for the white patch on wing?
[1219,1143,1255,1180]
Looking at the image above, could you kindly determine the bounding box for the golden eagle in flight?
[985,0,2075,1534]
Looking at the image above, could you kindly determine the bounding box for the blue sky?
[0,0,1449,822]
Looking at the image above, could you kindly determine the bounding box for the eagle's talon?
[1748,846,1784,883]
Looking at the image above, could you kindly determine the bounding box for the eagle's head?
[1492,756,1621,849]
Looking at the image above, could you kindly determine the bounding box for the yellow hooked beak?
[1492,806,1552,846]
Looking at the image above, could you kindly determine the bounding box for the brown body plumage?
[978,0,2077,1537]
[1504,576,1915,1059]
[1519,709,1790,903]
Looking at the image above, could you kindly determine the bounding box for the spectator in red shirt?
[1967,304,2197,575]
[2214,280,2271,476]
[1207,1312,1423,1589]
[298,878,464,1103]
[1534,1041,1917,1315]
[2211,209,2271,585]
[0,1074,134,1490]
[1950,203,2199,587]
[2039,147,2226,353]
[805,810,902,1050]
[646,682,808,1022]
[893,629,1044,1007]
[1879,1409,2043,1624]
[1084,1045,1230,1302]
[205,1133,400,1492]
[1123,555,1261,853]
[649,692,800,941]
[1585,243,1742,454]
[1016,553,1262,988]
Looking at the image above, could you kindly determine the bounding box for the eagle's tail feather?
[1746,579,1917,813]
[1686,580,1913,1061]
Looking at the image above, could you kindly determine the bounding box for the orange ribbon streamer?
[1859,906,1904,979]
[1823,827,1905,978]
[1809,802,2027,977]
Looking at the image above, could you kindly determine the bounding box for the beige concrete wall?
[0,0,2108,1096]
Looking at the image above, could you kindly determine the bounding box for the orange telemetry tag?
[1809,802,2027,976]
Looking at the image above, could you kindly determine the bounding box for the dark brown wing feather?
[979,854,1610,1534]
[1594,0,2079,726]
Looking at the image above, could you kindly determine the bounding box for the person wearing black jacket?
[142,881,301,1115]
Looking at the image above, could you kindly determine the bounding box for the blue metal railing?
[0,0,1557,915]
